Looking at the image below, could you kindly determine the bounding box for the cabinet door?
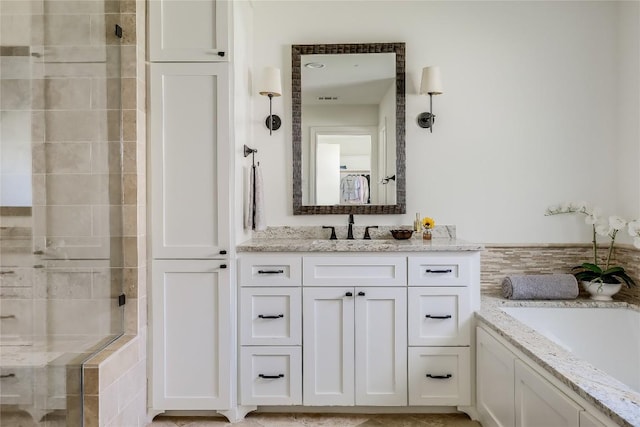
[149,0,229,61]
[151,260,230,409]
[515,360,581,427]
[354,287,407,406]
[477,327,516,427]
[303,287,355,406]
[150,63,230,259]
[408,287,470,346]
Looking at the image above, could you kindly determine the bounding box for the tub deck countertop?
[477,293,640,427]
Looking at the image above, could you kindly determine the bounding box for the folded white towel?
[501,274,578,300]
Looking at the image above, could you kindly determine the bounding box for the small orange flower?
[422,217,435,230]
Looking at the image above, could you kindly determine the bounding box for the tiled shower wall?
[482,244,640,305]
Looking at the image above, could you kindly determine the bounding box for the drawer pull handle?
[425,269,453,274]
[345,292,353,297]
[258,269,284,275]
[0,270,15,275]
[0,315,16,319]
[258,374,284,379]
[357,291,365,296]
[0,373,16,379]
[258,314,284,319]
[425,314,452,319]
[426,374,452,379]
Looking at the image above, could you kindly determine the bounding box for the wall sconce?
[259,67,282,135]
[417,66,443,133]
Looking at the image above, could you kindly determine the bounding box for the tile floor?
[149,413,482,427]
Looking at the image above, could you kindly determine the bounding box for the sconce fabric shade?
[259,67,282,97]
[420,66,443,95]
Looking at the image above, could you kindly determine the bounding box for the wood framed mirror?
[292,42,406,215]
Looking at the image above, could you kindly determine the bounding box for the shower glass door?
[0,1,124,425]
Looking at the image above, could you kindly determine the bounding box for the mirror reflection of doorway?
[310,127,378,205]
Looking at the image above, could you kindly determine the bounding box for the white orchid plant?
[545,202,637,288]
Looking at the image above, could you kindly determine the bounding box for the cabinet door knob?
[217,51,225,57]
[345,292,353,297]
[219,264,227,269]
[258,373,284,379]
[425,314,452,319]
[426,374,452,379]
[357,291,365,296]
[219,250,227,255]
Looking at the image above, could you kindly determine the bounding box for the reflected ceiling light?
[259,67,282,135]
[417,66,444,133]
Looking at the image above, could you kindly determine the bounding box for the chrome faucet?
[347,214,354,240]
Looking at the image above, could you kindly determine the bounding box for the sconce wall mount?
[418,66,443,133]
[259,67,282,135]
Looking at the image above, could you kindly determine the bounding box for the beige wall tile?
[0,14,31,45]
[46,269,92,299]
[84,394,99,427]
[99,337,139,391]
[83,366,100,396]
[45,174,108,205]
[45,110,107,142]
[44,14,91,46]
[1,79,32,110]
[45,142,92,173]
[45,78,92,110]
[45,205,93,237]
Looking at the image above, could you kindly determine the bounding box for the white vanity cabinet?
[237,249,480,413]
[149,0,229,61]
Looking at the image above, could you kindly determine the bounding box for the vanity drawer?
[240,288,301,346]
[240,346,302,406]
[408,287,471,346]
[408,254,473,286]
[408,347,470,406]
[0,366,33,405]
[303,256,406,286]
[239,255,302,287]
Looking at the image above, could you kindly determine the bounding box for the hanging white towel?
[244,166,254,230]
[253,164,266,231]
[244,164,266,231]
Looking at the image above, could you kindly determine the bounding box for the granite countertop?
[237,237,483,252]
[238,224,482,252]
[477,293,640,427]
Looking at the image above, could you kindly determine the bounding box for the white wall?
[248,1,639,244]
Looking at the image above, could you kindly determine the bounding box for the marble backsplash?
[481,244,640,305]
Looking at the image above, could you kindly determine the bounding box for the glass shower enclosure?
[0,1,124,425]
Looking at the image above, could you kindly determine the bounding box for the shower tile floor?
[149,413,482,427]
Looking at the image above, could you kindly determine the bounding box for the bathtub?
[500,306,640,394]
